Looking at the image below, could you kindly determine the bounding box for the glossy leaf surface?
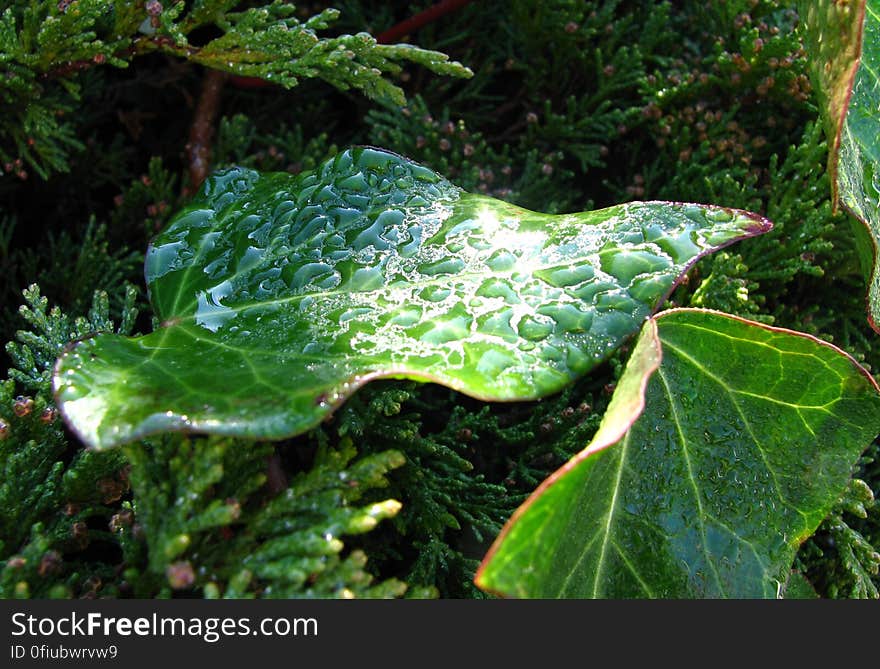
[476,309,880,598]
[800,0,880,330]
[54,148,768,449]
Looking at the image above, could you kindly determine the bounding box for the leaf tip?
[743,213,773,237]
[582,317,662,457]
[52,336,105,450]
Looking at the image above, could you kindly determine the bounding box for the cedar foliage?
[1,0,878,598]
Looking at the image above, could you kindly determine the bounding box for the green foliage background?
[1,0,878,598]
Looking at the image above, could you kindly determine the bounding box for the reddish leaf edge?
[659,308,880,393]
[474,306,880,597]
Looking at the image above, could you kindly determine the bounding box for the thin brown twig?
[186,68,228,191]
[375,0,475,44]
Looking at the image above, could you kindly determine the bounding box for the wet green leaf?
[476,309,880,598]
[800,0,880,330]
[54,148,768,449]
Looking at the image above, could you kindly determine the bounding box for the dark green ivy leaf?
[800,0,880,331]
[476,309,880,598]
[54,148,769,449]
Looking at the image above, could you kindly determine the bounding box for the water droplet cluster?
[56,148,766,447]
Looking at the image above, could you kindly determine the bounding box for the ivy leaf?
[476,309,880,598]
[800,0,880,330]
[54,148,769,449]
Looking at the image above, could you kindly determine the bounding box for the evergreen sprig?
[0,284,136,597]
[0,1,471,179]
[122,433,409,598]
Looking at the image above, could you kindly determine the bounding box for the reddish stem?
[375,0,474,44]
[186,68,227,190]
